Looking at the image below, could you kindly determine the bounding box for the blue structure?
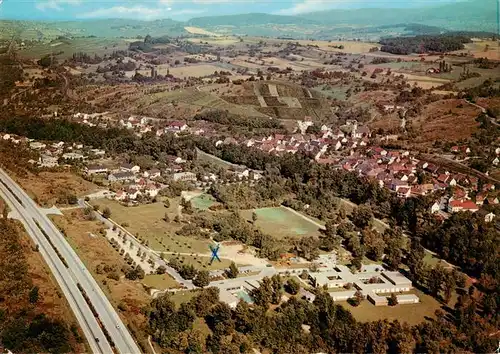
[209,244,221,263]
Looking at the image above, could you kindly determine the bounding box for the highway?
[0,168,141,354]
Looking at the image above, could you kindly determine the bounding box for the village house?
[485,196,499,205]
[120,163,140,173]
[173,172,197,182]
[90,148,106,156]
[85,165,108,175]
[108,172,136,182]
[144,184,160,198]
[62,152,86,160]
[166,121,188,132]
[39,155,59,168]
[29,141,46,150]
[430,202,441,214]
[143,168,161,179]
[448,200,478,213]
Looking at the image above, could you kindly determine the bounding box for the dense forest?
[379,34,471,54]
[0,55,23,96]
[0,219,78,353]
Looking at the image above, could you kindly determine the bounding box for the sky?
[0,0,464,21]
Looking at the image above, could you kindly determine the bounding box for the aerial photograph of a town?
[0,0,498,353]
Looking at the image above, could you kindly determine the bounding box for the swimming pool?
[235,290,254,304]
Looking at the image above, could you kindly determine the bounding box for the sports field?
[240,206,321,238]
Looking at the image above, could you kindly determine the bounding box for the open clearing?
[452,40,500,60]
[91,198,210,254]
[184,26,221,37]
[399,73,451,89]
[412,99,481,144]
[191,194,217,210]
[167,64,222,78]
[18,171,98,206]
[281,39,379,54]
[339,289,441,325]
[166,254,240,271]
[240,206,321,238]
[142,274,180,290]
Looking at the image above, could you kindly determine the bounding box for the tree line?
[379,34,471,54]
[193,109,283,130]
[147,276,498,353]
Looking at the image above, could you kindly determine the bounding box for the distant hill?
[187,13,318,27]
[0,0,497,41]
[0,18,187,41]
[301,0,498,33]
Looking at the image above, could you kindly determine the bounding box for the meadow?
[240,206,322,239]
[18,38,130,59]
[91,198,210,254]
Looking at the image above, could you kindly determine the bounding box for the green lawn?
[240,206,321,239]
[142,274,180,290]
[169,290,199,308]
[338,289,442,326]
[167,254,243,271]
[92,198,210,254]
[191,194,217,210]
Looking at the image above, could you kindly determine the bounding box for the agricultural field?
[135,87,269,118]
[279,39,379,54]
[196,148,244,170]
[240,206,322,239]
[18,38,130,59]
[166,64,224,78]
[399,73,452,89]
[184,26,221,37]
[91,198,210,254]
[452,40,500,60]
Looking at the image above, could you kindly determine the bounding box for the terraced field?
[138,88,269,118]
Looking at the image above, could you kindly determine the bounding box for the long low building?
[396,294,420,304]
[308,264,417,306]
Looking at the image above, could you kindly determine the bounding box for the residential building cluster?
[214,121,498,220]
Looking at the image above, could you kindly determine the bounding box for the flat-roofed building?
[368,293,388,306]
[396,294,420,304]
